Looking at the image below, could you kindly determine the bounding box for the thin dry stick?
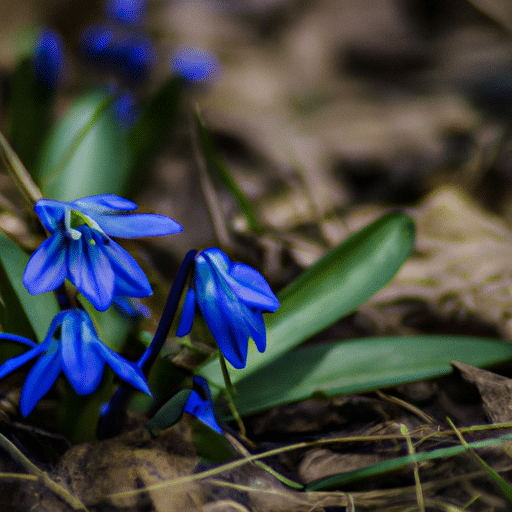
[401,423,425,512]
[0,131,42,204]
[108,423,512,500]
[191,107,231,248]
[0,433,89,511]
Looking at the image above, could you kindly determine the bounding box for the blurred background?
[2,0,512,339]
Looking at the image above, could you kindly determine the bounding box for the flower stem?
[96,249,197,440]
[138,249,197,375]
[218,352,250,443]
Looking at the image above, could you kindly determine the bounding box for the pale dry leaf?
[368,186,512,338]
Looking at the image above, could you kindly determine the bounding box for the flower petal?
[184,389,223,434]
[20,349,61,416]
[34,199,67,232]
[197,275,249,369]
[23,233,67,295]
[102,239,152,297]
[228,263,280,311]
[92,341,151,394]
[68,229,115,311]
[95,213,182,238]
[0,344,44,381]
[60,310,104,394]
[176,288,196,336]
[244,308,266,353]
[71,194,137,212]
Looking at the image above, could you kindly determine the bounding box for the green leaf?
[127,76,182,172]
[306,432,512,491]
[36,89,131,200]
[230,335,512,417]
[0,232,59,341]
[191,421,239,463]
[200,211,416,387]
[194,112,263,234]
[8,57,55,174]
[145,389,192,437]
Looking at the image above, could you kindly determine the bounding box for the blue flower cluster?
[80,0,155,82]
[0,194,181,415]
[177,248,280,369]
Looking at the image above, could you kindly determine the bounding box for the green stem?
[219,352,250,443]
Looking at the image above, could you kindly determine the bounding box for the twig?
[0,433,89,511]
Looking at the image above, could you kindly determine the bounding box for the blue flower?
[33,28,65,88]
[177,248,279,369]
[0,309,150,416]
[81,24,156,82]
[184,376,223,434]
[113,90,140,129]
[105,0,146,25]
[171,46,220,83]
[23,194,182,311]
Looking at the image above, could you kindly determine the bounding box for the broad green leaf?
[306,432,512,491]
[195,112,263,234]
[0,232,59,341]
[36,89,131,200]
[230,335,512,417]
[200,211,416,387]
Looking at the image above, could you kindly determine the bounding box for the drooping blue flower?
[33,28,65,88]
[176,248,279,369]
[112,90,140,129]
[23,194,182,311]
[0,309,150,416]
[184,376,223,434]
[171,46,220,83]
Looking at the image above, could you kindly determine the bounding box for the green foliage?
[36,89,131,200]
[8,57,55,174]
[306,432,512,491]
[0,232,59,341]
[201,211,416,387]
[230,335,512,416]
[145,389,192,437]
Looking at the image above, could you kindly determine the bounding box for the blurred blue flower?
[171,46,220,83]
[105,0,146,25]
[33,28,65,88]
[0,309,150,416]
[112,90,140,128]
[81,24,156,81]
[23,194,182,311]
[177,248,279,369]
[184,376,223,434]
